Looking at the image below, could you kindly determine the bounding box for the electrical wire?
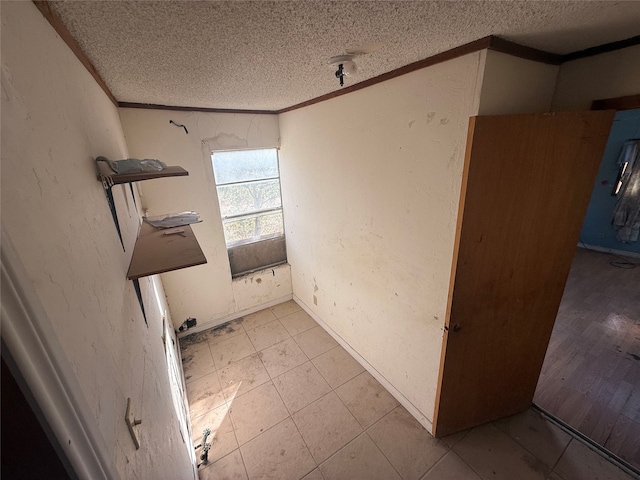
[578,238,638,269]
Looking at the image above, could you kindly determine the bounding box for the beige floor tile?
[279,310,317,336]
[246,320,290,352]
[302,469,325,480]
[453,423,550,480]
[368,406,447,480]
[229,382,289,445]
[191,403,238,463]
[211,332,256,369]
[218,353,271,401]
[182,345,215,383]
[179,330,214,356]
[240,418,316,480]
[440,429,469,449]
[273,361,331,413]
[292,392,363,464]
[179,340,210,362]
[554,440,633,480]
[243,309,278,330]
[207,318,246,346]
[420,451,481,480]
[259,337,308,378]
[293,326,339,359]
[547,473,566,480]
[493,408,573,467]
[270,300,302,319]
[200,450,248,480]
[319,433,401,480]
[186,371,225,418]
[312,346,364,388]
[335,371,399,428]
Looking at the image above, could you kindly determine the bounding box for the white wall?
[279,52,485,430]
[552,45,640,111]
[119,109,292,331]
[479,50,559,115]
[1,3,194,478]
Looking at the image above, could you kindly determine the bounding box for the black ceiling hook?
[169,120,188,134]
[335,63,345,87]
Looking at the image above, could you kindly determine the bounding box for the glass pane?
[212,149,279,185]
[217,179,282,218]
[223,211,284,245]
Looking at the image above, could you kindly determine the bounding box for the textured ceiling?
[49,1,640,111]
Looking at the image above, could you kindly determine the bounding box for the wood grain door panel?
[433,111,615,437]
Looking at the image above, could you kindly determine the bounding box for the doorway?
[1,355,74,479]
[534,108,640,471]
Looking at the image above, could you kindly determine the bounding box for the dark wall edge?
[591,94,640,111]
[118,102,278,115]
[33,1,118,107]
[563,35,640,63]
[31,0,640,115]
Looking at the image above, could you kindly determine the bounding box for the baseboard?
[578,243,640,259]
[293,295,434,434]
[176,294,293,338]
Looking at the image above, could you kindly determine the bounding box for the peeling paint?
[208,132,248,150]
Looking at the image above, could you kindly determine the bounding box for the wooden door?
[433,111,615,437]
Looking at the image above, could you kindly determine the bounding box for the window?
[212,148,287,276]
[212,148,284,246]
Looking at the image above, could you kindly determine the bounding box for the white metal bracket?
[125,397,142,450]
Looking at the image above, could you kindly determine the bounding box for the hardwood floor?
[534,247,640,470]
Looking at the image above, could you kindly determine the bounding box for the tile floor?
[180,300,635,480]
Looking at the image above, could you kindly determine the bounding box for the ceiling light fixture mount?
[329,55,357,87]
[328,44,382,87]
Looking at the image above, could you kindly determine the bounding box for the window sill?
[227,235,287,277]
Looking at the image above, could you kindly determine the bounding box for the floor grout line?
[550,437,573,473]
[240,314,322,479]
[183,300,640,480]
[363,429,406,479]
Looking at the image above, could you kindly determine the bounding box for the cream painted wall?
[552,45,640,111]
[118,109,292,330]
[279,52,485,430]
[1,3,194,478]
[479,50,559,115]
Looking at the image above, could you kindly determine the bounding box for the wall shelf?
[95,157,205,280]
[95,155,191,252]
[127,222,207,279]
[96,158,188,185]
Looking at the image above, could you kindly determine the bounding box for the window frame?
[211,148,285,248]
[211,147,287,278]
